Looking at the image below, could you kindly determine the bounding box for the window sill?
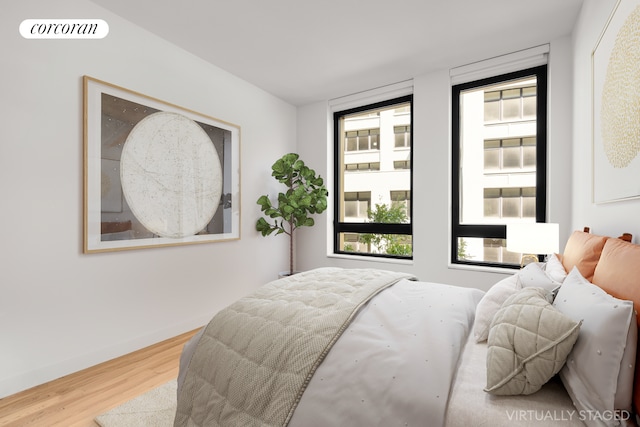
[448,261,516,275]
[327,253,414,266]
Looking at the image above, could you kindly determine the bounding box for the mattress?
[445,331,585,426]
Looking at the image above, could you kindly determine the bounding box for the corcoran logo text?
[20,19,109,39]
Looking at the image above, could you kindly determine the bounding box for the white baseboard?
[0,314,210,399]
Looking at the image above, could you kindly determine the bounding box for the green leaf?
[256,217,275,236]
[299,195,311,207]
[282,205,294,215]
[256,195,272,210]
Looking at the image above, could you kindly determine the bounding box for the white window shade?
[329,80,414,112]
[450,45,549,86]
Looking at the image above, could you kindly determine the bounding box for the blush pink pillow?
[560,231,608,282]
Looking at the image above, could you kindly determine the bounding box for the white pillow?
[485,287,581,395]
[474,263,563,343]
[553,267,637,425]
[544,253,568,283]
[518,262,562,292]
[473,274,521,342]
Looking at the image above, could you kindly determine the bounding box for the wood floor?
[0,328,199,427]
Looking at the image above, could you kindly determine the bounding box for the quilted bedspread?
[174,267,416,427]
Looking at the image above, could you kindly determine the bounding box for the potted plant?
[256,153,328,276]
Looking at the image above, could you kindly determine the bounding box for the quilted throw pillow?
[474,263,562,343]
[485,287,581,395]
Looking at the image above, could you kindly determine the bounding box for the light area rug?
[95,380,177,427]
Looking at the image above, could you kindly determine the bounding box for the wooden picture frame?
[83,76,240,252]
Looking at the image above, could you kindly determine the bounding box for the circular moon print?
[600,5,640,168]
[120,111,222,238]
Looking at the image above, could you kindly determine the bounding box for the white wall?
[0,0,295,398]
[296,37,575,291]
[571,0,640,239]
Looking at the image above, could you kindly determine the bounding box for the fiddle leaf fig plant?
[256,153,328,276]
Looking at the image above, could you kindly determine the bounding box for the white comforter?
[176,268,416,426]
[289,278,484,427]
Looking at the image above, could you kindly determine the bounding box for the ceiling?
[91,0,585,106]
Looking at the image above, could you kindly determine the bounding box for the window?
[484,85,537,122]
[345,162,381,171]
[483,187,536,218]
[452,66,547,268]
[345,128,380,151]
[344,191,371,219]
[390,190,411,217]
[393,160,410,169]
[394,125,410,148]
[484,137,536,171]
[334,95,413,259]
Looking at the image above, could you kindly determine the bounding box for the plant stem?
[289,219,294,275]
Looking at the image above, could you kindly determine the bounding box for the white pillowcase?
[518,262,563,292]
[544,253,567,283]
[553,267,637,426]
[474,262,562,343]
[473,274,520,342]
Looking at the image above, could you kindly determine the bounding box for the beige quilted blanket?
[174,267,415,427]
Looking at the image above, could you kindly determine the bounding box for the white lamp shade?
[506,223,559,254]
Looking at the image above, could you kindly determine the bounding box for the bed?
[174,229,640,427]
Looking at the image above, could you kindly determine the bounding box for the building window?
[484,85,537,122]
[452,66,547,268]
[394,125,410,148]
[393,160,410,169]
[345,128,380,151]
[484,137,536,172]
[343,232,369,253]
[334,95,413,259]
[483,187,536,218]
[390,190,411,217]
[344,191,371,219]
[345,162,381,171]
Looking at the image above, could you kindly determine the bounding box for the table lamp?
[506,223,559,267]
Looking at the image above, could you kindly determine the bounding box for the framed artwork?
[592,0,640,203]
[83,76,240,252]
